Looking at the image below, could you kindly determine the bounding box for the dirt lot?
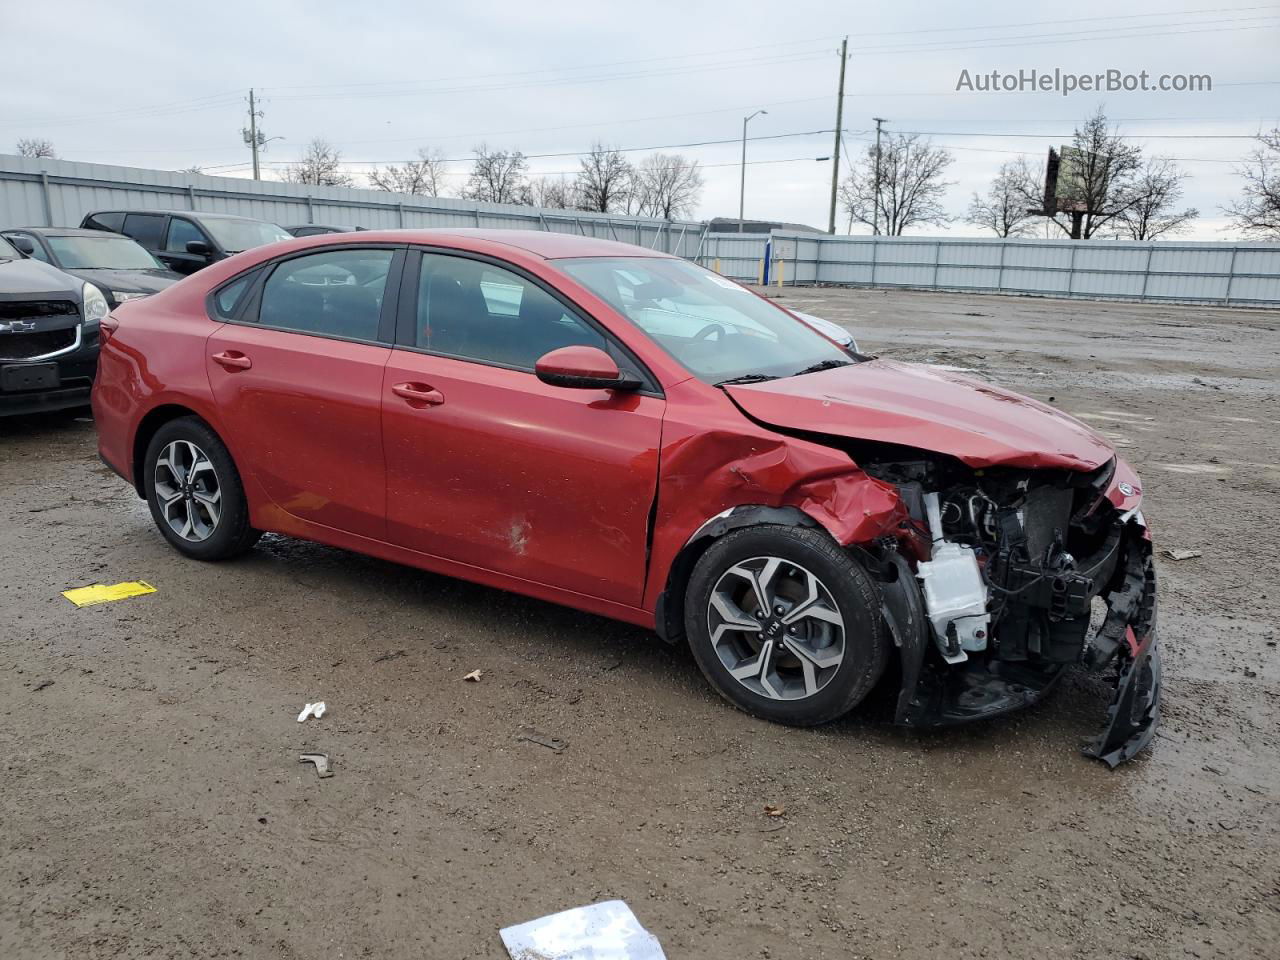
[2,287,1278,960]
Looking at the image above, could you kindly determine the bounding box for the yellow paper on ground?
[62,581,157,607]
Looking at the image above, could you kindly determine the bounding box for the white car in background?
[789,310,859,353]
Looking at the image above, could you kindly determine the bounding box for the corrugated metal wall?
[0,153,709,258]
[698,231,1280,307]
[5,154,1277,307]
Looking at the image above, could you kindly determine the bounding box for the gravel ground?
[2,287,1277,959]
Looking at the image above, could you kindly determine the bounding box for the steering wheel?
[693,322,727,341]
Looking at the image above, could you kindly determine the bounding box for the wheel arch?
[654,505,817,646]
[131,404,211,498]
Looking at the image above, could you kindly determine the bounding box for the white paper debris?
[500,900,666,960]
[297,701,327,722]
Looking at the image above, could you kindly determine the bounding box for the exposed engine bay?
[861,453,1160,767]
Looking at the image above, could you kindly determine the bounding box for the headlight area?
[860,455,1159,767]
[82,281,110,332]
[110,291,150,304]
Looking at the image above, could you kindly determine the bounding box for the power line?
[204,153,833,178]
[237,128,839,169]
[892,129,1262,140]
[245,4,1280,96]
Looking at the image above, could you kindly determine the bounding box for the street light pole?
[739,109,767,233]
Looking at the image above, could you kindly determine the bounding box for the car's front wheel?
[143,417,260,560]
[683,524,889,726]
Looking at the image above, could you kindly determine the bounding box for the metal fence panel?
[6,154,1279,307]
[740,231,1280,307]
[0,152,707,257]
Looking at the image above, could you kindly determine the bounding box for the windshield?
[47,234,163,270]
[557,257,852,384]
[201,217,292,254]
[0,234,17,259]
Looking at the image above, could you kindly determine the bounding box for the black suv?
[81,210,292,275]
[0,234,107,416]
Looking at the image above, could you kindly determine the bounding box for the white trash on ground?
[296,701,327,722]
[500,900,666,960]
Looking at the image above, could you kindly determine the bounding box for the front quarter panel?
[643,379,909,612]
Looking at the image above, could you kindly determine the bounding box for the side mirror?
[9,236,35,256]
[186,240,212,257]
[535,345,640,391]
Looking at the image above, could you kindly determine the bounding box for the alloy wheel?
[706,556,847,701]
[153,440,222,542]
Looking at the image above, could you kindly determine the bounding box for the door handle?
[392,382,445,406]
[211,350,252,371]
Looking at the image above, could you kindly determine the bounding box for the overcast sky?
[3,0,1278,239]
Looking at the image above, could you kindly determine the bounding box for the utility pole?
[827,37,848,234]
[243,89,263,180]
[739,109,767,233]
[871,117,887,235]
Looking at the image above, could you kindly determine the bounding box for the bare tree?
[840,133,954,235]
[179,165,205,175]
[575,142,633,213]
[527,175,579,210]
[633,153,703,219]
[1038,108,1144,239]
[1224,128,1280,238]
[369,148,449,197]
[462,144,531,204]
[1109,158,1198,240]
[15,138,56,159]
[967,158,1039,237]
[281,138,354,187]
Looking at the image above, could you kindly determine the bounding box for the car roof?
[4,226,128,238]
[346,228,677,261]
[86,209,269,223]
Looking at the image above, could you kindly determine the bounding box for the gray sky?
[4,0,1278,238]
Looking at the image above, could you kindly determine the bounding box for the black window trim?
[210,243,407,348]
[394,246,663,398]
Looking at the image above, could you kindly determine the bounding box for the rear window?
[84,212,125,232]
[121,214,167,250]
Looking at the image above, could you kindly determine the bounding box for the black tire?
[143,416,261,561]
[683,524,888,726]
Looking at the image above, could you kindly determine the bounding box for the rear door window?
[256,249,395,342]
[121,214,167,250]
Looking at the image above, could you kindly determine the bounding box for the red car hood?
[725,359,1114,471]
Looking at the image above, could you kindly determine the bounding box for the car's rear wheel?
[684,524,888,726]
[143,417,260,560]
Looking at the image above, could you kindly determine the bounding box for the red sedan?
[92,229,1159,764]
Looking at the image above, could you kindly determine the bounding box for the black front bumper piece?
[879,519,1160,767]
[1083,630,1161,768]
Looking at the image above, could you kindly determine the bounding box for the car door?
[382,249,664,607]
[205,245,403,541]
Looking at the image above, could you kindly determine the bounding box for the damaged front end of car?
[857,451,1159,767]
